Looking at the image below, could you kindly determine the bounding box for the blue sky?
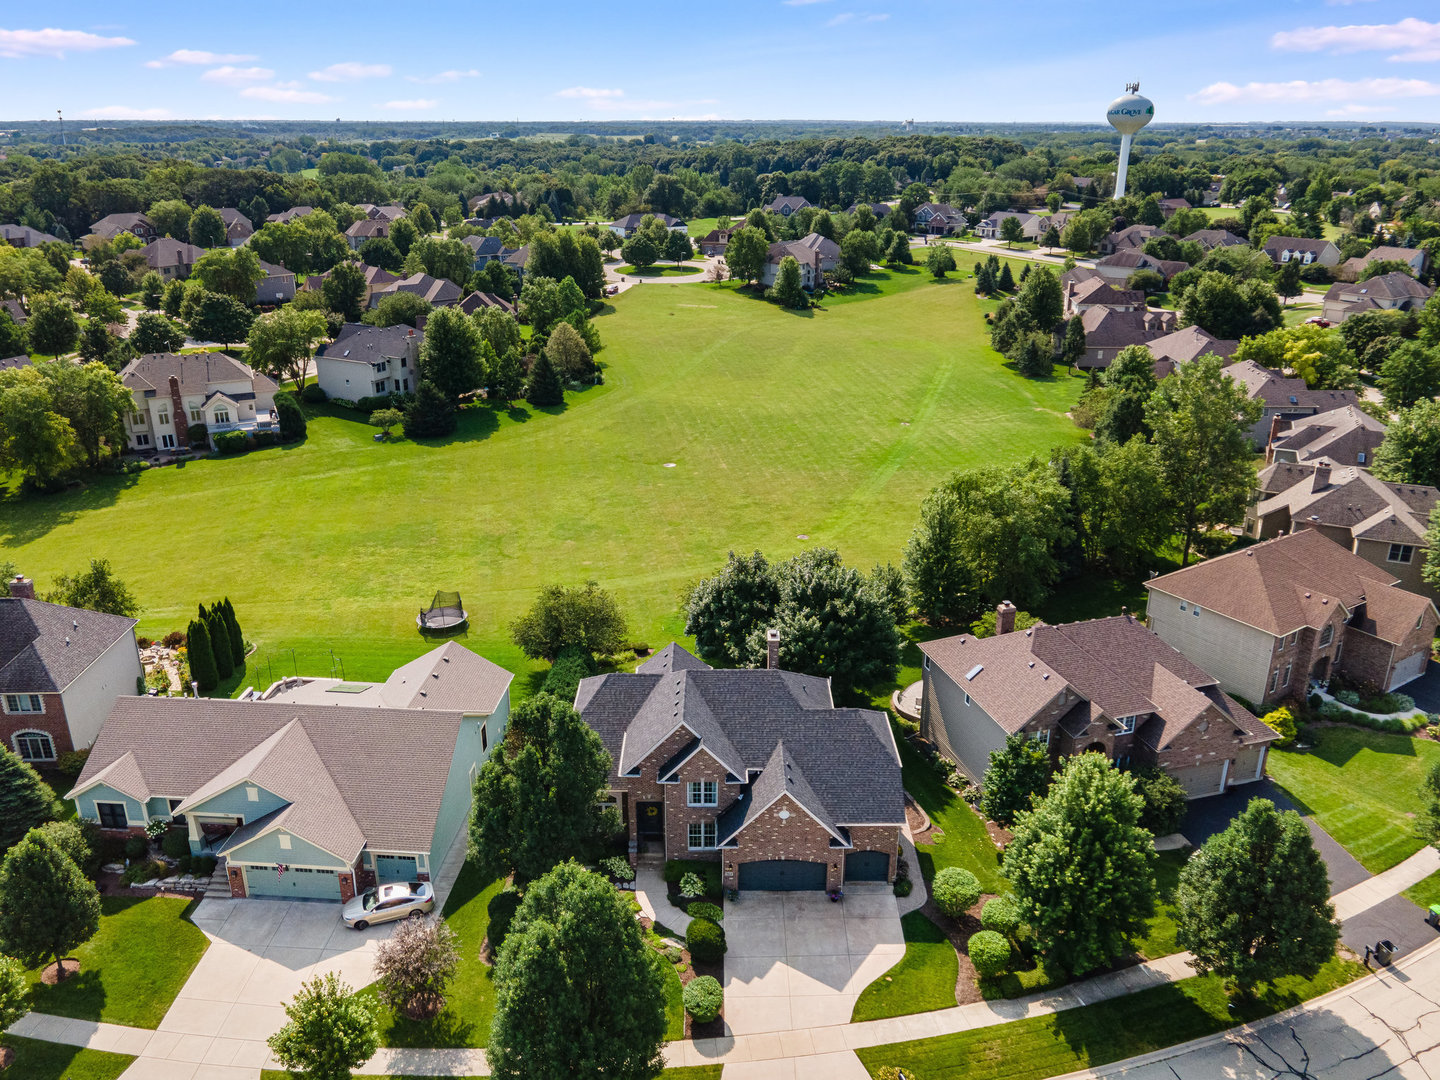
[2,1,1439,124]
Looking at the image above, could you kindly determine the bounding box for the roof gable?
[0,597,137,694]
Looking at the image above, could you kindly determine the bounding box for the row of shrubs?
[932,867,1030,978]
[307,383,418,415]
[214,429,280,455]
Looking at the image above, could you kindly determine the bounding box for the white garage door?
[1171,761,1225,799]
[1389,650,1429,691]
[1232,745,1264,784]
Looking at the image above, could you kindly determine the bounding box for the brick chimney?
[766,628,781,670]
[996,601,1017,635]
[1312,460,1332,493]
[168,376,189,449]
[8,575,34,600]
[1266,414,1287,464]
[414,314,428,333]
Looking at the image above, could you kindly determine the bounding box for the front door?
[636,801,664,841]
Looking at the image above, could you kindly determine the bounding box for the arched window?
[13,730,55,763]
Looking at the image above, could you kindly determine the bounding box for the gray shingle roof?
[119,353,277,397]
[577,649,902,828]
[379,640,512,713]
[0,597,137,694]
[72,696,469,855]
[317,323,422,363]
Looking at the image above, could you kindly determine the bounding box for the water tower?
[1106,83,1154,199]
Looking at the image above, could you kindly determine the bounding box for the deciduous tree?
[0,829,101,981]
[1144,355,1261,565]
[1176,799,1337,992]
[510,582,628,662]
[25,293,79,356]
[1377,400,1440,487]
[44,557,138,616]
[1004,754,1156,976]
[267,973,379,1080]
[925,245,956,279]
[418,306,487,401]
[769,255,807,308]
[246,307,327,392]
[1378,341,1440,410]
[683,551,781,663]
[188,205,226,249]
[999,216,1025,248]
[488,861,666,1080]
[131,312,185,354]
[724,226,769,286]
[0,751,60,854]
[374,917,459,1020]
[322,261,367,322]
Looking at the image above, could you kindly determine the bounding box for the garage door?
[738,860,827,891]
[375,855,418,885]
[1232,745,1264,784]
[845,851,890,882]
[244,865,342,900]
[1390,650,1429,690]
[1170,761,1226,799]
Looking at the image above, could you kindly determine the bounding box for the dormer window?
[1114,715,1136,734]
[687,781,717,807]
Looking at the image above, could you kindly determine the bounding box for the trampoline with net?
[418,591,468,631]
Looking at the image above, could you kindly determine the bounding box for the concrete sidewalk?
[1332,845,1440,921]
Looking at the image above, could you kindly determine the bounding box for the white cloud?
[1271,18,1440,61]
[145,48,256,68]
[0,27,134,58]
[241,85,337,104]
[1189,77,1440,105]
[556,86,624,99]
[200,65,274,84]
[861,13,888,22]
[1325,103,1389,115]
[78,105,171,119]
[309,62,391,82]
[378,98,436,110]
[406,69,480,84]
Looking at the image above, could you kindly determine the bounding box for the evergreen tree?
[206,607,233,681]
[0,829,101,980]
[1176,799,1337,992]
[1016,332,1054,378]
[525,352,564,407]
[186,618,219,693]
[1061,314,1086,365]
[1041,225,1062,250]
[997,262,1015,291]
[1004,754,1156,976]
[221,598,245,666]
[769,255,807,309]
[403,379,457,439]
[139,271,165,310]
[981,734,1052,827]
[0,750,61,853]
[492,350,524,406]
[975,266,994,295]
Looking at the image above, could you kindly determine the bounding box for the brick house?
[68,642,510,901]
[1246,460,1437,598]
[1062,278,1144,319]
[0,580,143,766]
[1098,224,1164,256]
[87,212,158,245]
[1147,529,1439,706]
[574,640,904,892]
[762,195,811,217]
[920,606,1278,799]
[345,218,391,250]
[1261,236,1341,268]
[142,237,205,281]
[1093,250,1188,285]
[760,233,841,289]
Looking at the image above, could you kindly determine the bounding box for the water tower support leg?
[1116,133,1133,199]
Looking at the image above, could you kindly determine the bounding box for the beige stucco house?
[119,353,278,453]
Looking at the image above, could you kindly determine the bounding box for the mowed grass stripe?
[2,271,1084,687]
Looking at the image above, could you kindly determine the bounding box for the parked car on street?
[342,880,435,929]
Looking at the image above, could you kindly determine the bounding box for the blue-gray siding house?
[68,642,511,902]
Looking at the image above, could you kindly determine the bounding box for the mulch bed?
[919,897,987,1006]
[0,1045,14,1070]
[39,959,81,985]
[683,954,725,1040]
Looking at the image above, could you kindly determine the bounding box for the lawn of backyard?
[1266,726,1439,873]
[25,896,208,1029]
[2,266,1087,695]
[856,957,1364,1080]
[362,862,502,1048]
[0,1037,133,1080]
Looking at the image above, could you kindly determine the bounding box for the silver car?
[342,881,435,930]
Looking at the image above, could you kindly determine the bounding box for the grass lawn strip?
[361,862,501,1048]
[24,896,208,1029]
[2,271,1085,695]
[856,957,1364,1080]
[897,728,1006,894]
[1404,868,1440,910]
[0,1037,133,1080]
[1266,726,1438,873]
[852,910,958,1021]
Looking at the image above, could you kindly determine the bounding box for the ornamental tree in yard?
[0,829,101,980]
[510,582,628,661]
[999,216,1025,248]
[1176,798,1337,993]
[1003,753,1156,976]
[769,255,806,309]
[469,694,618,885]
[418,306,488,401]
[246,307,328,393]
[980,733,1052,827]
[369,408,405,437]
[374,916,459,1019]
[1144,354,1261,566]
[925,245,956,279]
[0,954,30,1037]
[267,972,379,1080]
[488,861,666,1080]
[683,550,781,664]
[0,750,61,854]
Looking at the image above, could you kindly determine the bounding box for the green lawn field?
[1,269,1087,690]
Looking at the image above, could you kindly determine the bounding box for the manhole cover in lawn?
[663,463,676,468]
[797,534,810,540]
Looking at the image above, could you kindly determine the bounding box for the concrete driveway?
[138,897,393,1072]
[723,885,903,1035]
